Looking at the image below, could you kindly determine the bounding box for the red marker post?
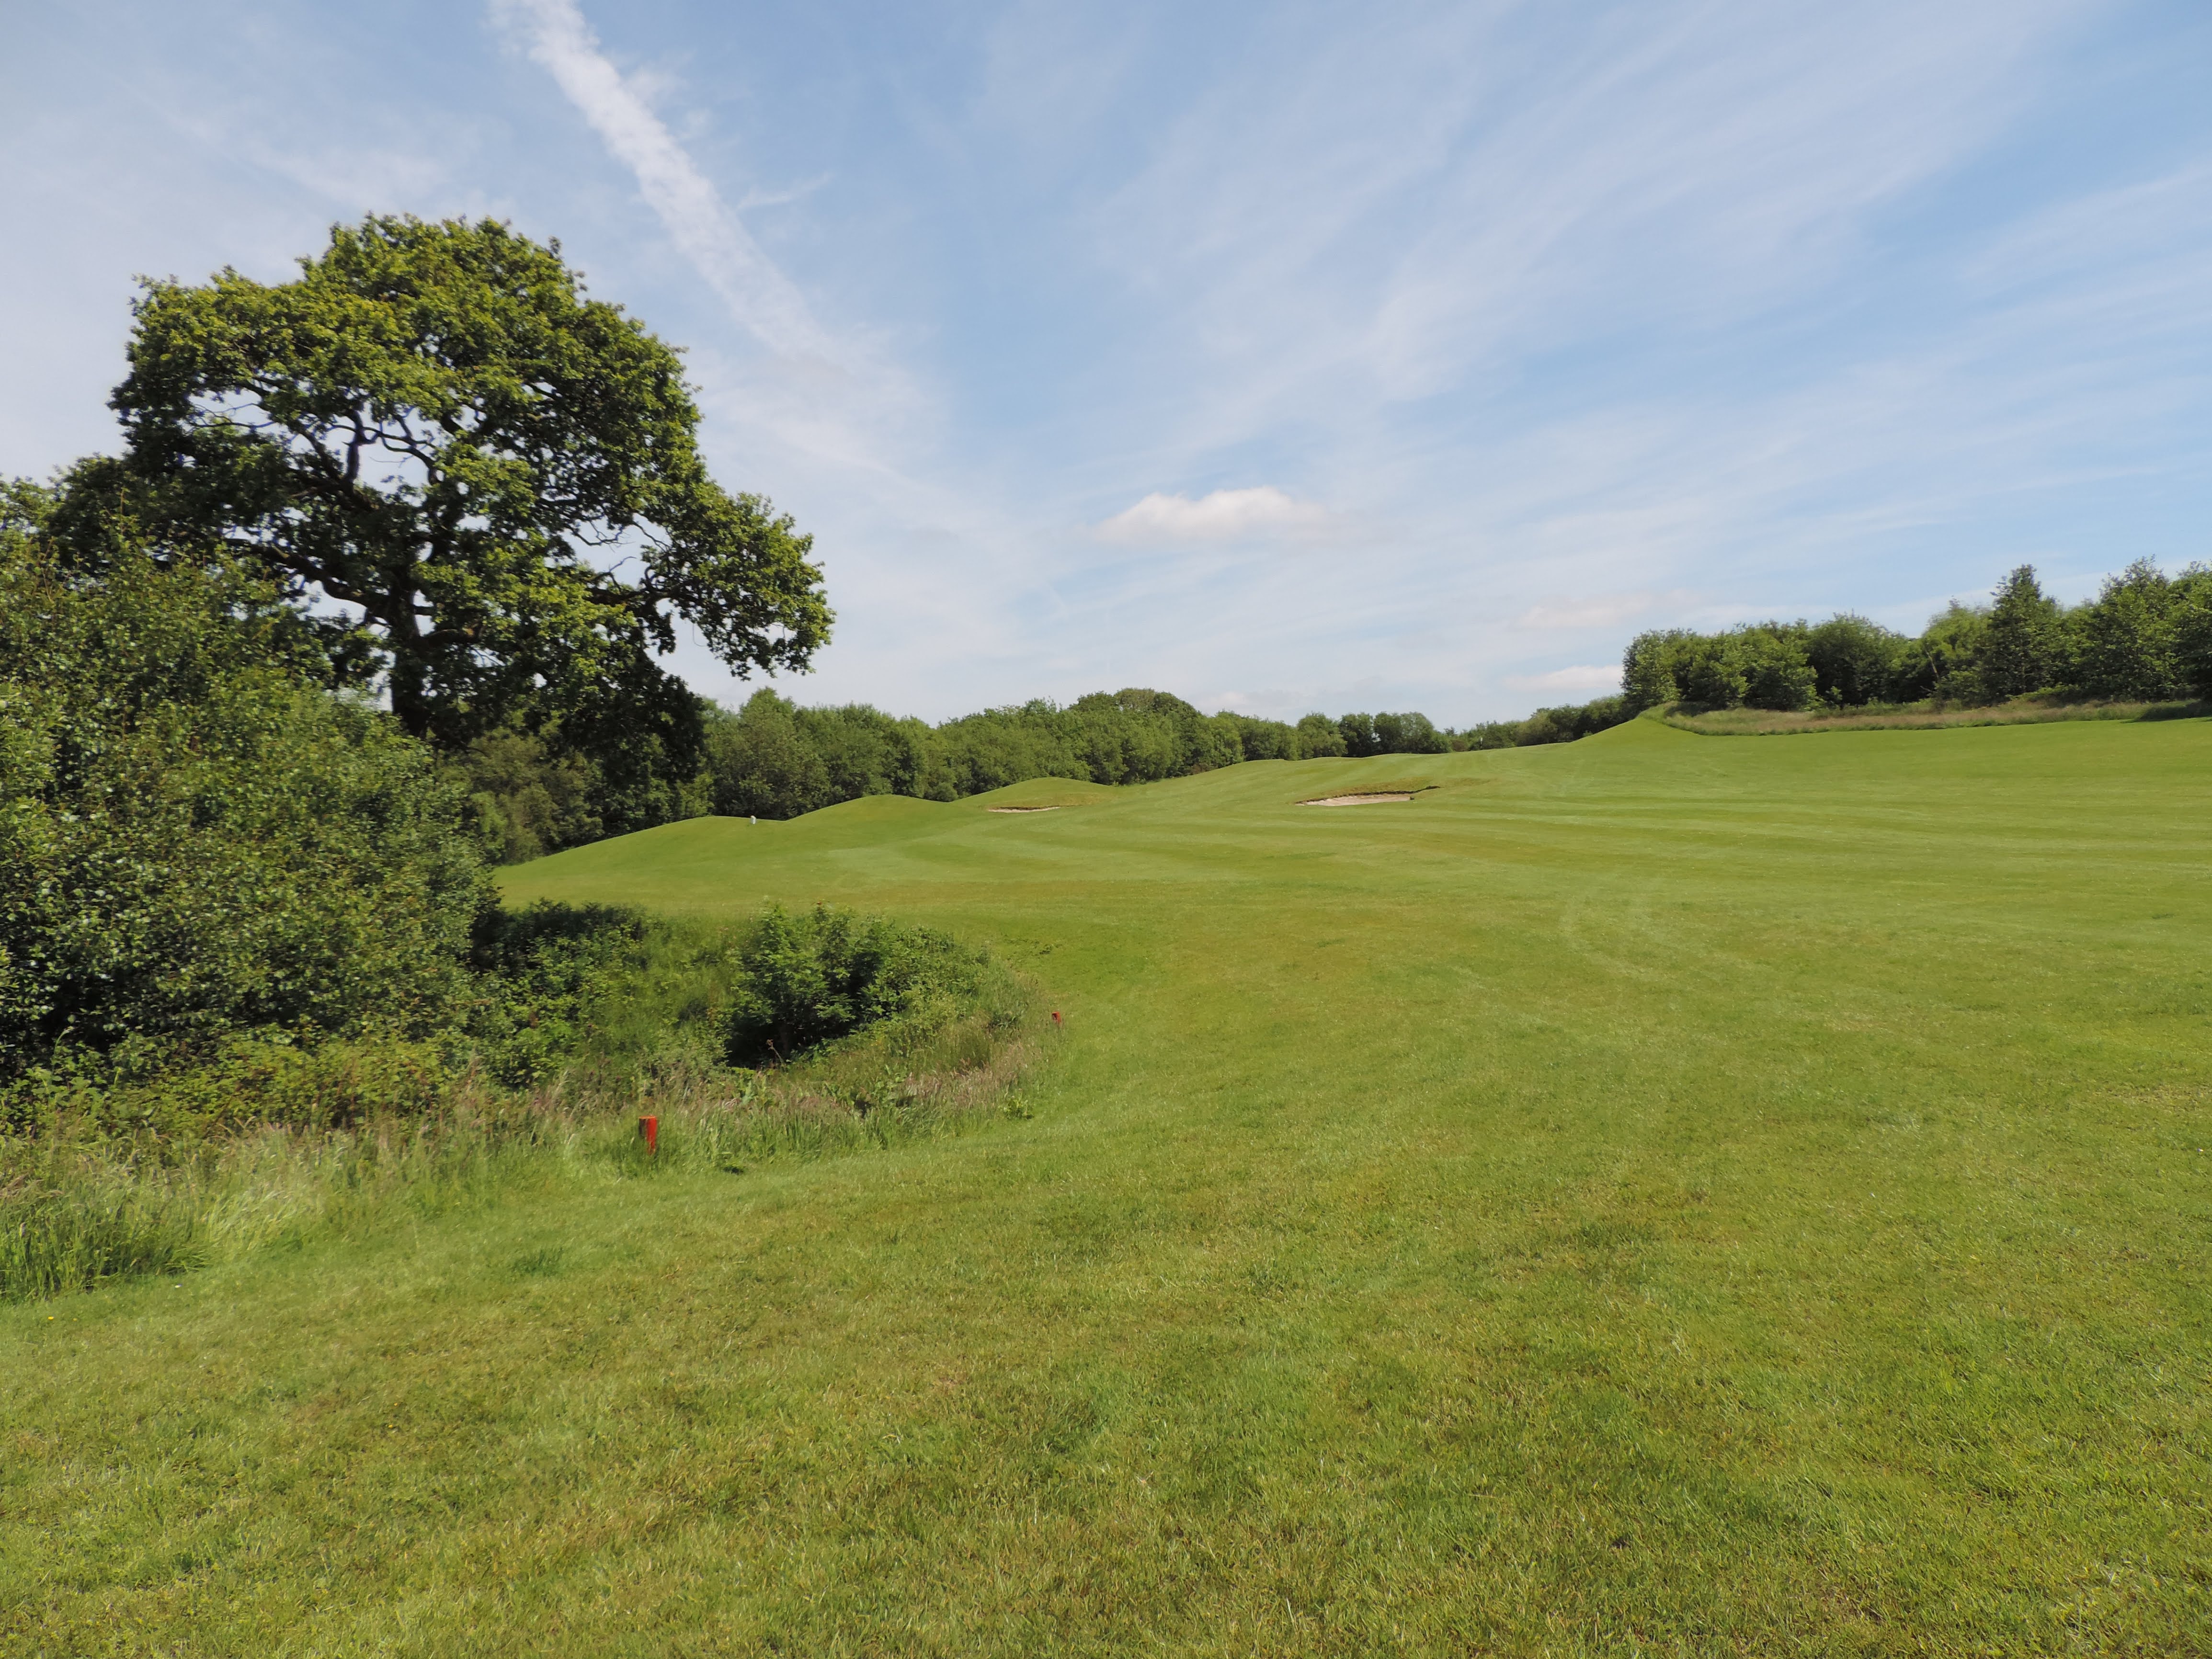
[1051,1010,1063,1031]
[638,1114,659,1156]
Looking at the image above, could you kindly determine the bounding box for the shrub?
[726,904,990,1064]
[0,535,488,1083]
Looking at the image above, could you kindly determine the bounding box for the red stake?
[1051,1010,1063,1030]
[638,1114,659,1156]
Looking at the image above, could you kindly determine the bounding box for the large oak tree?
[75,215,830,767]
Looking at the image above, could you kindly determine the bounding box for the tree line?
[1622,563,2212,715]
[464,688,1634,857]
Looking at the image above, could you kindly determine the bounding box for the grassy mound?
[5,720,2211,1651]
[967,775,1119,810]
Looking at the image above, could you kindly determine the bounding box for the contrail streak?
[490,0,836,364]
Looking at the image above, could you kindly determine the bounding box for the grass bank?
[4,723,2209,1652]
[0,906,1040,1301]
[1660,692,2209,734]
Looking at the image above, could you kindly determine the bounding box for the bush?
[0,534,488,1083]
[1805,615,1906,707]
[726,904,991,1064]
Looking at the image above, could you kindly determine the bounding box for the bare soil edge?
[986,806,1061,813]
[1299,787,1434,806]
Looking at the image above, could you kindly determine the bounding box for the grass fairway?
[7,716,2211,1654]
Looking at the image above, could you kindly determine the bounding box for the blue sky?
[5,0,2209,723]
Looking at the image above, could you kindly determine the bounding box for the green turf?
[7,717,2211,1653]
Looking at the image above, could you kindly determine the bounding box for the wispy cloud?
[7,0,2201,727]
[1515,591,1694,631]
[488,0,836,365]
[1503,665,1624,693]
[1096,486,1336,544]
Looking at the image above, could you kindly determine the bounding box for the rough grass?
[1661,692,2210,734]
[5,725,2211,1653]
[966,775,1121,810]
[0,909,1038,1301]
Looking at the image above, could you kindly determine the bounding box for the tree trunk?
[383,572,433,741]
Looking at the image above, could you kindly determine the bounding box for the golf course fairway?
[6,714,2209,1654]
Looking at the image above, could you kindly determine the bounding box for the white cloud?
[1095,486,1335,544]
[1502,665,1624,693]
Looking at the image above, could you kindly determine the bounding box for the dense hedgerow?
[0,526,488,1090]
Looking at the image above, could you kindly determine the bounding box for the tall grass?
[0,905,1040,1301]
[1660,693,2209,735]
[0,1100,555,1299]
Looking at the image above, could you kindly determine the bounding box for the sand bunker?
[987,805,1061,813]
[1301,792,1420,807]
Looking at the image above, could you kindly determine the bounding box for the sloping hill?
[12,718,2212,1653]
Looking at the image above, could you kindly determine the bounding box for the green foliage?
[1629,624,1816,712]
[1222,713,1295,761]
[1511,696,1632,745]
[705,690,933,820]
[0,534,487,1087]
[1676,634,1749,707]
[1336,712,1380,756]
[726,903,992,1064]
[753,686,1305,817]
[463,902,740,1090]
[1735,627,1818,711]
[1620,563,2212,716]
[1622,628,1689,712]
[2069,559,2182,700]
[1,891,1030,1295]
[0,1170,200,1300]
[1293,712,1347,757]
[1066,689,1223,781]
[75,214,830,772]
[2170,570,2212,698]
[1371,711,1448,753]
[1981,566,2063,698]
[1893,603,1988,704]
[449,730,606,864]
[1804,614,1907,707]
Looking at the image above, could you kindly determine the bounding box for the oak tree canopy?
[73,214,831,771]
